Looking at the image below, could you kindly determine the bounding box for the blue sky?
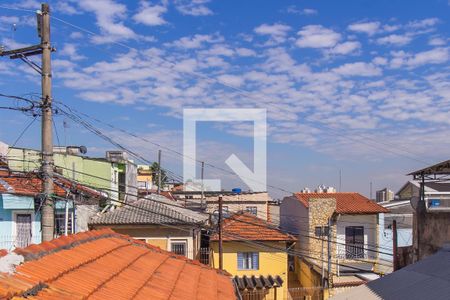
[0,0,449,199]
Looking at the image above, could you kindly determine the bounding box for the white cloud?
[390,48,449,69]
[254,23,291,44]
[296,25,341,48]
[333,62,382,77]
[406,47,449,68]
[55,1,81,15]
[133,1,167,26]
[377,34,412,46]
[348,21,380,35]
[428,37,446,46]
[328,41,361,55]
[285,6,318,15]
[70,32,84,39]
[217,74,244,87]
[77,0,137,43]
[235,48,256,57]
[168,34,223,49]
[407,18,439,29]
[0,16,19,24]
[59,44,86,61]
[174,0,213,16]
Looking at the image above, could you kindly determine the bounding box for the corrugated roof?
[89,194,209,226]
[210,212,295,241]
[294,192,389,214]
[331,245,450,300]
[0,228,236,300]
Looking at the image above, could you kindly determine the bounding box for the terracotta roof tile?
[0,172,104,199]
[0,229,236,300]
[294,192,389,214]
[210,212,295,242]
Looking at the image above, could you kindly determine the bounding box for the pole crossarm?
[0,44,42,57]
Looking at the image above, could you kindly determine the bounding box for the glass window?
[245,206,257,215]
[314,226,329,237]
[55,211,73,236]
[171,240,187,256]
[237,252,259,270]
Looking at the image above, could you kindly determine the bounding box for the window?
[245,206,257,216]
[237,252,259,270]
[55,210,74,236]
[345,226,364,259]
[15,213,32,248]
[314,226,329,237]
[171,240,187,256]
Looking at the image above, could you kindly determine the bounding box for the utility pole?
[321,226,325,287]
[200,161,204,209]
[40,4,54,242]
[0,4,55,241]
[218,194,223,270]
[157,149,161,194]
[393,219,398,271]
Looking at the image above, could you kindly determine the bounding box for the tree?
[150,162,167,189]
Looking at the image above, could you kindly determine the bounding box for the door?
[15,214,32,248]
[345,226,364,259]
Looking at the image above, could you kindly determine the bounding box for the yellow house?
[89,194,209,260]
[210,212,295,300]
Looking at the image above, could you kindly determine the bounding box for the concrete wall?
[280,196,310,251]
[210,240,289,300]
[336,214,378,261]
[0,194,41,249]
[91,225,199,259]
[414,201,450,261]
[205,193,270,220]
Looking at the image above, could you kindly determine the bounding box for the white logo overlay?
[183,108,267,192]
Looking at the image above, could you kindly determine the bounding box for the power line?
[6,116,37,155]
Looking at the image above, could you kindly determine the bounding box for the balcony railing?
[336,243,378,260]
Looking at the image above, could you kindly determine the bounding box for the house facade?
[172,190,272,221]
[210,212,295,300]
[280,192,388,296]
[0,169,105,250]
[5,146,138,204]
[89,194,209,260]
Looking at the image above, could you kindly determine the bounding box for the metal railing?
[0,235,40,250]
[336,243,378,260]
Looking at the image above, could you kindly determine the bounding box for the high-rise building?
[376,188,394,203]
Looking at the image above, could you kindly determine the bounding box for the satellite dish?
[79,146,87,154]
[410,196,420,210]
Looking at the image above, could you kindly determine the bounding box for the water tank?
[232,188,242,194]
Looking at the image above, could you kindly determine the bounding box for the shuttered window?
[237,252,259,270]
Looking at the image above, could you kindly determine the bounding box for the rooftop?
[294,192,389,214]
[0,170,104,199]
[0,228,236,300]
[89,194,209,226]
[210,212,295,242]
[331,244,450,300]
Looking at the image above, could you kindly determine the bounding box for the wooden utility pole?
[393,219,398,271]
[157,149,161,194]
[0,4,55,241]
[218,194,223,270]
[40,3,54,242]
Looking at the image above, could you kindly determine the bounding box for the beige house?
[172,190,272,221]
[281,192,388,296]
[89,194,209,260]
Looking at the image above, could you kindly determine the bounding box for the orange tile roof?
[0,229,236,300]
[294,192,389,214]
[0,172,104,199]
[210,212,295,242]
